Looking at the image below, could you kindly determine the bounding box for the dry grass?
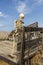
[0,60,10,65]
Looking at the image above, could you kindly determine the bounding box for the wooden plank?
[0,56,17,65]
[0,41,18,64]
[24,45,42,61]
[27,33,31,65]
[20,27,25,65]
[41,33,43,50]
[24,27,43,32]
[28,22,38,27]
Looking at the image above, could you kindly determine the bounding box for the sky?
[0,0,43,32]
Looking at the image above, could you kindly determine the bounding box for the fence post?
[20,26,25,65]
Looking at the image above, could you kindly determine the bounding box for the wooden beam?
[24,27,43,32]
[0,56,17,65]
[28,22,38,27]
[20,27,25,65]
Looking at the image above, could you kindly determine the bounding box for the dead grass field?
[0,32,9,40]
[0,60,10,65]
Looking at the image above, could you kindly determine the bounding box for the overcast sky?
[0,0,43,31]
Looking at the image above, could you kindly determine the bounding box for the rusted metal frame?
[20,27,25,65]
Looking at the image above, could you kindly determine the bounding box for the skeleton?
[10,13,24,61]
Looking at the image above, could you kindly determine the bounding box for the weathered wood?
[20,27,25,65]
[20,26,43,65]
[24,27,43,32]
[0,41,18,65]
[28,22,38,27]
[27,33,31,65]
[41,33,43,50]
[0,26,43,65]
[0,56,17,65]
